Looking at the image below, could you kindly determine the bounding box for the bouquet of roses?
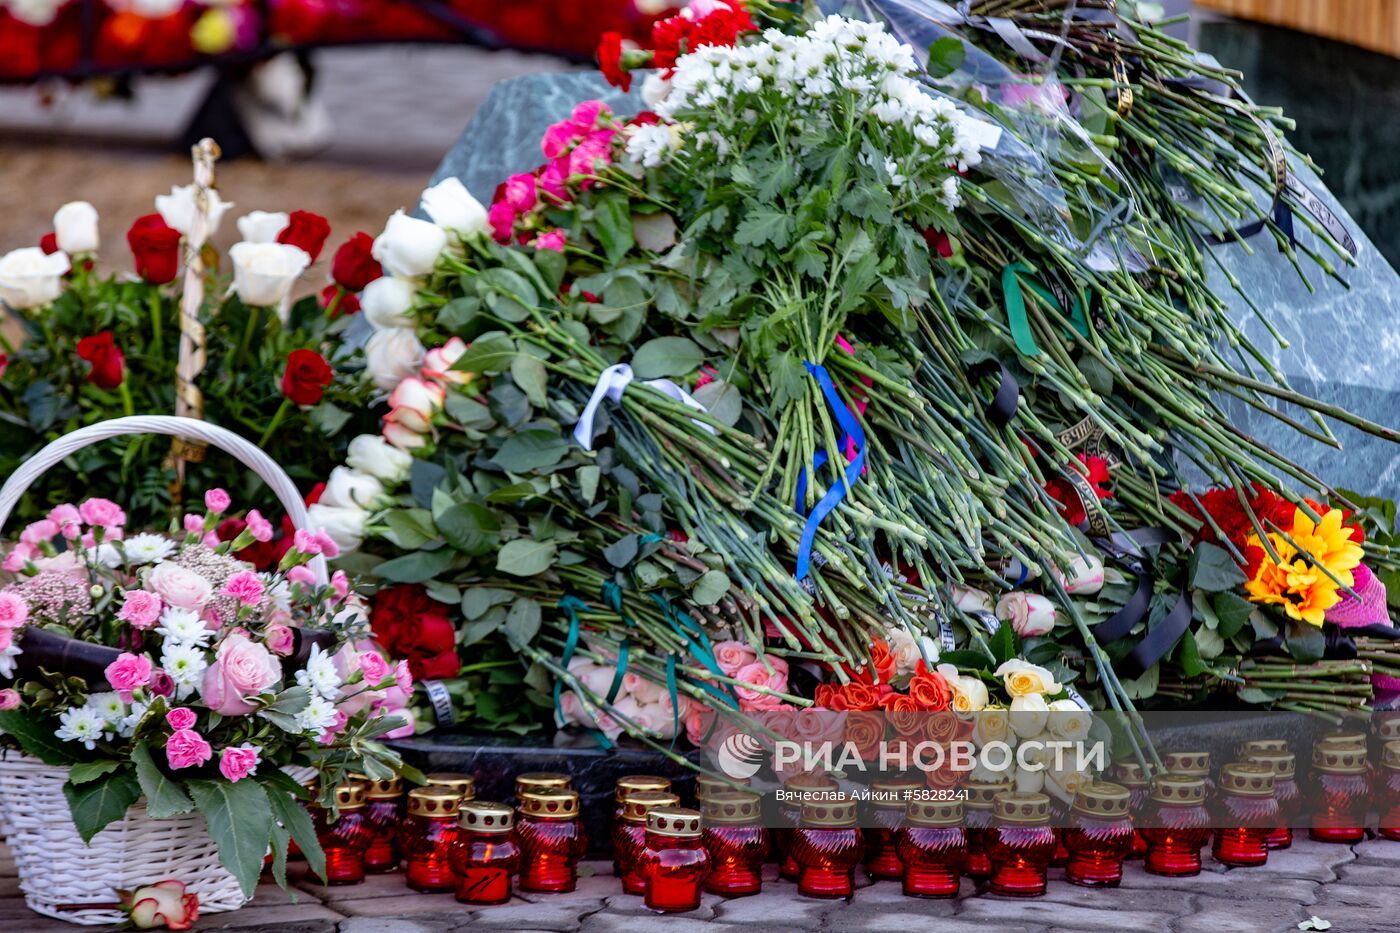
[0,490,416,897]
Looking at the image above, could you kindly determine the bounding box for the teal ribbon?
[648,594,740,712]
[666,654,680,745]
[554,595,614,750]
[606,639,631,705]
[1001,261,1089,357]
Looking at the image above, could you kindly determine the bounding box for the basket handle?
[0,416,328,585]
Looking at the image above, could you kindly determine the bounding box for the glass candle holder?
[398,788,462,892]
[702,791,768,898]
[1163,750,1213,797]
[895,799,965,898]
[612,775,672,875]
[514,772,572,810]
[313,783,372,885]
[1211,763,1277,867]
[450,802,519,906]
[1141,773,1211,877]
[516,789,586,893]
[987,792,1056,898]
[1377,741,1400,841]
[643,807,710,913]
[1113,761,1150,860]
[615,790,681,895]
[778,774,838,880]
[357,776,404,874]
[696,774,742,809]
[425,772,477,804]
[1309,744,1369,844]
[863,778,922,881]
[1049,797,1070,867]
[1238,738,1289,757]
[1062,781,1134,887]
[1373,716,1400,764]
[1244,751,1299,849]
[792,799,864,900]
[963,778,1009,880]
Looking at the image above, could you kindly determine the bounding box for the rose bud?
[995,592,1057,638]
[1058,553,1105,595]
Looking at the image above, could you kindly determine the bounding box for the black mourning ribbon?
[966,359,1019,426]
[15,627,121,686]
[1092,527,1191,678]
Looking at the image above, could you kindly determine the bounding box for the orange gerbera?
[1243,533,1342,627]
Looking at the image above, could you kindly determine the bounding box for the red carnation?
[921,227,954,258]
[1044,453,1114,526]
[598,31,630,91]
[39,232,59,255]
[650,15,689,73]
[330,232,381,291]
[369,585,459,679]
[76,331,125,390]
[280,348,334,406]
[277,210,332,262]
[127,213,181,285]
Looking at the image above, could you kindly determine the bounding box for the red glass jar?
[701,791,768,897]
[1062,781,1134,887]
[1211,763,1277,867]
[642,807,710,913]
[895,799,965,898]
[614,790,681,895]
[1244,751,1299,849]
[864,778,921,881]
[450,801,519,905]
[1113,761,1150,859]
[1141,773,1211,877]
[313,783,373,885]
[515,789,587,892]
[397,788,462,892]
[1377,741,1400,841]
[778,774,838,880]
[1309,744,1369,843]
[792,798,863,900]
[986,792,1056,897]
[963,779,1008,880]
[357,776,404,874]
[612,775,672,875]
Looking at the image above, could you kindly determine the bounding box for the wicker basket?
[0,416,329,925]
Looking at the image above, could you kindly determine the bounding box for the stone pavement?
[0,837,1393,933]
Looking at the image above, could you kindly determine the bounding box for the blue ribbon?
[794,361,867,582]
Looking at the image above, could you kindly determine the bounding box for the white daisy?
[0,643,21,679]
[262,575,291,612]
[55,706,107,750]
[84,543,123,569]
[161,643,209,699]
[295,644,342,701]
[121,533,177,565]
[295,694,339,733]
[156,608,213,647]
[84,691,126,726]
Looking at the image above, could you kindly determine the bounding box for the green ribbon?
[554,595,614,750]
[606,639,631,705]
[1001,261,1089,357]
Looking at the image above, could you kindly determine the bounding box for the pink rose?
[712,640,757,677]
[204,488,230,513]
[533,229,567,252]
[359,651,391,685]
[118,590,162,629]
[568,133,613,178]
[733,658,789,710]
[218,745,259,782]
[221,571,264,607]
[0,592,29,629]
[165,729,212,770]
[488,201,516,244]
[245,510,273,542]
[540,119,579,159]
[19,519,57,546]
[571,99,607,128]
[166,707,196,731]
[105,651,153,699]
[0,689,20,710]
[381,706,416,740]
[264,623,296,656]
[621,671,663,705]
[539,160,570,203]
[504,173,538,213]
[149,669,175,698]
[147,562,214,611]
[200,633,280,715]
[48,504,81,539]
[126,880,199,931]
[78,497,125,528]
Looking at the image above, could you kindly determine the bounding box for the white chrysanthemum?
[85,691,126,726]
[940,176,962,211]
[122,533,177,565]
[118,700,150,738]
[295,644,342,701]
[156,608,213,647]
[161,643,209,698]
[55,706,107,749]
[296,694,340,733]
[625,124,679,169]
[84,543,123,569]
[262,575,291,612]
[0,643,21,679]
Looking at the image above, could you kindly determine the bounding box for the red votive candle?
[987,792,1056,898]
[864,778,921,881]
[1309,744,1369,843]
[779,773,839,880]
[1377,741,1400,841]
[515,789,586,892]
[613,775,673,875]
[1212,763,1277,867]
[356,775,404,874]
[1243,751,1299,849]
[1063,781,1134,887]
[792,798,864,900]
[643,807,709,913]
[963,778,1010,881]
[450,801,518,905]
[701,791,769,897]
[895,799,965,898]
[615,790,681,895]
[314,782,372,885]
[514,772,572,811]
[398,788,462,892]
[1141,773,1211,877]
[1113,761,1150,860]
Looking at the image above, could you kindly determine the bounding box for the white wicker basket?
[0,416,329,925]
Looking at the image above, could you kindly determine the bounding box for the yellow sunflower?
[1288,507,1364,588]
[1242,532,1343,627]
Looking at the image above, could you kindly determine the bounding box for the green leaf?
[1284,619,1325,662]
[453,332,516,374]
[462,587,515,620]
[511,354,549,407]
[594,192,636,263]
[68,759,123,785]
[0,709,80,765]
[632,337,704,380]
[64,770,140,843]
[1177,629,1206,677]
[692,570,730,606]
[130,742,195,818]
[477,268,538,323]
[493,429,569,474]
[1119,663,1159,700]
[505,597,543,649]
[1213,591,1253,639]
[438,503,502,555]
[375,548,456,583]
[578,465,601,504]
[189,778,275,898]
[734,208,794,250]
[265,781,325,884]
[308,402,352,436]
[1194,625,1225,659]
[989,621,1017,665]
[497,539,557,577]
[692,380,742,427]
[1189,543,1247,592]
[603,533,639,568]
[926,36,967,79]
[382,509,437,550]
[534,247,567,293]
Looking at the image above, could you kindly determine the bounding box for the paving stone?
[463,897,606,931]
[600,891,720,920]
[191,903,343,931]
[1233,845,1356,882]
[1311,882,1392,907]
[835,916,1035,933]
[1118,863,1320,903]
[1175,894,1309,933]
[711,884,830,927]
[329,894,463,919]
[1350,837,1400,865]
[956,896,1174,932]
[580,914,738,933]
[1298,897,1397,933]
[337,919,455,933]
[512,872,618,904]
[1035,881,1190,915]
[1336,863,1400,885]
[308,871,421,901]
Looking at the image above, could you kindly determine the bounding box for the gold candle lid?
[1382,740,1400,771]
[615,774,672,803]
[782,773,840,808]
[869,778,923,809]
[906,798,963,827]
[647,806,702,838]
[328,782,367,810]
[1113,761,1147,787]
[1244,751,1296,780]
[459,801,514,834]
[1312,744,1368,774]
[800,798,858,827]
[621,790,681,823]
[1318,731,1367,750]
[703,791,762,825]
[994,791,1050,824]
[408,787,463,818]
[1071,781,1131,818]
[965,778,1012,810]
[1375,716,1400,740]
[357,776,404,800]
[1237,738,1289,756]
[520,789,581,820]
[1163,751,1211,776]
[515,772,572,797]
[1150,772,1206,805]
[1218,762,1275,797]
[425,772,476,801]
[696,773,739,802]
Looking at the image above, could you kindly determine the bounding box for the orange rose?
[840,682,880,711]
[843,711,886,761]
[868,639,897,684]
[813,683,843,711]
[909,671,953,712]
[922,710,962,745]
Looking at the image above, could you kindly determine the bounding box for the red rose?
[39,232,58,254]
[127,213,181,284]
[277,210,331,262]
[281,348,334,406]
[370,584,449,656]
[412,650,461,680]
[76,331,125,389]
[597,31,630,91]
[331,232,381,291]
[0,352,7,378]
[321,284,359,318]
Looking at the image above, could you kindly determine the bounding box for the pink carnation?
[504,173,538,213]
[218,745,260,782]
[541,119,580,159]
[534,229,567,252]
[105,651,153,699]
[291,528,322,556]
[78,497,125,528]
[166,729,213,770]
[287,565,316,586]
[118,590,162,629]
[0,689,20,711]
[313,531,340,559]
[222,571,265,607]
[330,570,350,602]
[571,99,608,128]
[488,201,516,244]
[19,519,57,546]
[48,504,81,539]
[183,514,204,535]
[245,509,274,543]
[394,659,413,693]
[0,592,29,629]
[359,651,391,685]
[204,488,231,513]
[166,707,196,731]
[2,544,34,573]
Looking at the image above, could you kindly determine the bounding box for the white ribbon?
[572,363,715,451]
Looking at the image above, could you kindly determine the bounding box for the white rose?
[996,592,1057,638]
[228,242,310,320]
[641,72,672,108]
[1013,766,1046,794]
[360,275,416,329]
[567,659,616,698]
[0,247,69,310]
[1045,767,1092,805]
[236,210,290,243]
[321,466,385,511]
[6,0,64,25]
[995,658,1061,697]
[1009,692,1049,738]
[53,201,99,254]
[383,421,429,451]
[419,178,487,235]
[887,627,922,676]
[345,434,413,484]
[1046,698,1093,743]
[372,210,447,278]
[156,184,232,237]
[365,327,425,392]
[1059,552,1106,595]
[306,503,367,553]
[951,585,994,615]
